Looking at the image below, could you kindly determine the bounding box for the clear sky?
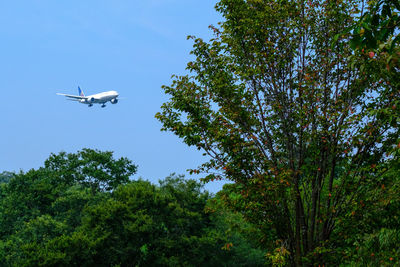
[0,0,226,192]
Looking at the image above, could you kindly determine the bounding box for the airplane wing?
[56,93,87,99]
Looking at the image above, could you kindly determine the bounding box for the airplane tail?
[78,86,85,97]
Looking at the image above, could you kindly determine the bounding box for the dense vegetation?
[0,149,265,266]
[156,0,400,265]
[2,0,399,266]
[2,151,399,266]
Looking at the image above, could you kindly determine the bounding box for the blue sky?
[0,0,226,192]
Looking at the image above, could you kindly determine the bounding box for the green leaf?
[350,35,362,49]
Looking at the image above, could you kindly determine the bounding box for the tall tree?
[156,0,400,265]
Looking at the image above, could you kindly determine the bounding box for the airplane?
[57,87,119,108]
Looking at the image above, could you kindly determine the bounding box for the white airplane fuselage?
[80,91,119,104]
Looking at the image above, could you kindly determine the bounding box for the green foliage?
[156,0,400,265]
[329,157,400,266]
[266,246,291,267]
[0,171,13,184]
[44,148,137,193]
[0,149,135,238]
[206,186,268,266]
[0,151,265,266]
[4,215,69,266]
[77,176,265,266]
[350,0,400,50]
[0,149,137,266]
[347,0,399,97]
[344,228,400,266]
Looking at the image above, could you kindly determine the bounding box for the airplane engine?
[111,98,118,104]
[87,97,95,103]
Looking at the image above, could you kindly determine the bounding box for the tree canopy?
[0,150,266,266]
[156,0,400,265]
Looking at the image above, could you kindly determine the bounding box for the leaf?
[377,28,389,41]
[382,4,392,18]
[140,244,148,255]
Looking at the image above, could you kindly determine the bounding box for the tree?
[0,150,265,266]
[0,149,136,248]
[44,148,137,193]
[156,0,400,265]
[75,176,265,266]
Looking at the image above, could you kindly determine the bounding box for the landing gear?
[101,104,106,108]
[88,104,93,107]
